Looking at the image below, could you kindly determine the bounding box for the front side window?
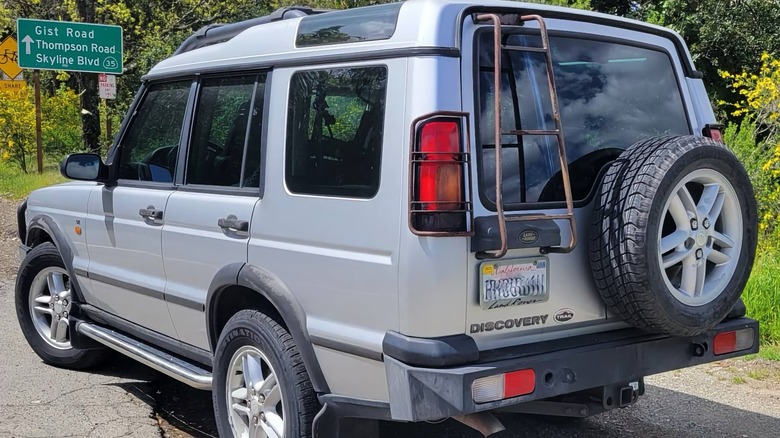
[117,81,191,182]
[286,66,387,198]
[478,33,691,207]
[186,74,266,187]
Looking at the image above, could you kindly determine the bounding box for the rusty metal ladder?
[476,13,577,259]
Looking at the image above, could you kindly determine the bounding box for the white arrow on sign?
[21,35,34,55]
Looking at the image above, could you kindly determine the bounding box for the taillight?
[410,113,473,235]
[713,328,755,355]
[702,124,724,143]
[419,121,461,211]
[472,369,536,403]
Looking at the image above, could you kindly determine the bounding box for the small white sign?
[98,73,116,99]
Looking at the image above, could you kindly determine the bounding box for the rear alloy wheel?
[590,135,758,336]
[213,310,319,438]
[226,346,285,438]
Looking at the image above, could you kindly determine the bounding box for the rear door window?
[477,33,690,207]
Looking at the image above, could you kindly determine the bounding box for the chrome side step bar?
[76,322,213,390]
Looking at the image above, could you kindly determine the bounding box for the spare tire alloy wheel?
[658,169,742,306]
[590,136,757,336]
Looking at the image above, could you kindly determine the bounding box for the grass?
[731,376,747,384]
[742,244,780,347]
[0,163,66,200]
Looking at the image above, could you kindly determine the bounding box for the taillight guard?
[409,111,475,236]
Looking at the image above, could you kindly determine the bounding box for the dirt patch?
[0,197,21,279]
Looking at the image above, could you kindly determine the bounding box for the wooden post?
[105,99,112,149]
[33,69,43,174]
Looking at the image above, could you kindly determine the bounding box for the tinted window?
[478,33,690,206]
[286,66,387,198]
[186,74,266,187]
[118,81,191,182]
[296,4,401,47]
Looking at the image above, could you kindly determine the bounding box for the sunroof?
[296,3,402,47]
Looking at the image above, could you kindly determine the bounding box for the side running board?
[76,322,213,390]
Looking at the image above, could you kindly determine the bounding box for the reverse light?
[472,369,536,403]
[713,328,755,355]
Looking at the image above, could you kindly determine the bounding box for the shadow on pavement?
[85,356,780,438]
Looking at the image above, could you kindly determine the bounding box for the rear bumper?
[384,317,759,421]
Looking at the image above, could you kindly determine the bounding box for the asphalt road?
[1,269,779,438]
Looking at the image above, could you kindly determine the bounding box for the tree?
[75,0,100,153]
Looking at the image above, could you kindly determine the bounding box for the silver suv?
[15,1,760,437]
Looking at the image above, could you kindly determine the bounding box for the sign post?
[33,69,43,174]
[16,19,123,74]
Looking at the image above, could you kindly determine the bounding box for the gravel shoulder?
[1,197,779,438]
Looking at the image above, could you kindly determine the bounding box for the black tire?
[213,309,319,438]
[15,242,109,369]
[589,135,758,336]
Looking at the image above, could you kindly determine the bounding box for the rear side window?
[117,81,191,182]
[285,66,387,198]
[186,74,267,188]
[477,33,690,207]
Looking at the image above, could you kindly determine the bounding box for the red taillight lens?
[410,115,471,234]
[419,121,462,211]
[713,328,755,355]
[503,369,537,398]
[472,369,536,403]
[703,124,724,143]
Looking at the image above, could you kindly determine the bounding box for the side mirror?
[60,153,108,182]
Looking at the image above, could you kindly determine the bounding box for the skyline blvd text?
[16,18,123,74]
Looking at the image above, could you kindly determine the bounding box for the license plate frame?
[479,257,550,310]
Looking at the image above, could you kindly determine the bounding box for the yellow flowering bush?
[0,89,36,173]
[721,53,780,236]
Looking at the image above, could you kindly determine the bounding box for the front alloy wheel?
[29,266,73,349]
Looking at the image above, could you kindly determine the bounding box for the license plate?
[479,258,549,310]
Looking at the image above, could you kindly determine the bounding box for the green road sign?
[16,18,122,74]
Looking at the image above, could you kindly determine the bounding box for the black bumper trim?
[384,318,759,421]
[382,331,478,367]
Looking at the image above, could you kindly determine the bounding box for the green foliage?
[42,86,83,157]
[0,89,36,173]
[743,247,780,345]
[0,161,65,200]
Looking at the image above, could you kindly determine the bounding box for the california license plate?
[479,258,549,310]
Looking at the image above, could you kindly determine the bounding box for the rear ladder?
[475,13,576,259]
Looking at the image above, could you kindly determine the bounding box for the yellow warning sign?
[0,36,23,79]
[0,80,26,91]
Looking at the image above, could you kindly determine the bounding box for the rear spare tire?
[589,135,757,336]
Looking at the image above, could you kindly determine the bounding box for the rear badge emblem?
[554,308,575,323]
[519,229,539,245]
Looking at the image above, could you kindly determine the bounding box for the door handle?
[218,216,249,232]
[139,206,163,220]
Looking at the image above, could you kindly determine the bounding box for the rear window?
[477,32,690,207]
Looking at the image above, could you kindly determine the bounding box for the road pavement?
[1,270,779,438]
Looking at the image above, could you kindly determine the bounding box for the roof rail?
[173,6,332,56]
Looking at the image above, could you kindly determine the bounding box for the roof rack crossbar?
[173,6,331,56]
